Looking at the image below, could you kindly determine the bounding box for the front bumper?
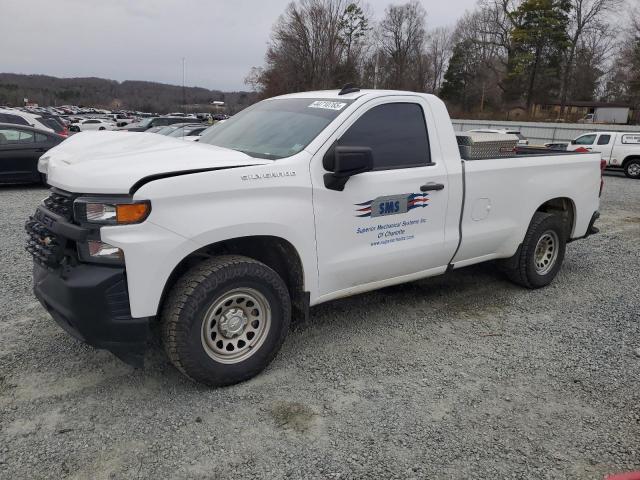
[26,189,150,367]
[33,262,149,367]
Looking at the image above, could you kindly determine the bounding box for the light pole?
[182,57,186,114]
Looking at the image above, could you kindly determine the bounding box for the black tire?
[99,126,105,131]
[161,255,291,387]
[501,212,567,289]
[624,159,640,179]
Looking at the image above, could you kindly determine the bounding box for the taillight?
[599,159,606,197]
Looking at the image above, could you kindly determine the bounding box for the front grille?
[42,189,77,221]
[25,218,62,267]
[25,189,79,268]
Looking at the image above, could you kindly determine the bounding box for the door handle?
[420,182,445,192]
[35,148,46,153]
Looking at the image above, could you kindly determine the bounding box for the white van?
[566,131,640,179]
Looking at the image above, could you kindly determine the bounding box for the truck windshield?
[198,98,353,159]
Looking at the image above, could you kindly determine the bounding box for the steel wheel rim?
[534,230,559,275]
[629,163,640,176]
[201,288,271,364]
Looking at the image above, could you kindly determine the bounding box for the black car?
[0,123,64,184]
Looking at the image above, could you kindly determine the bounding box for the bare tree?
[559,0,622,117]
[425,26,454,92]
[247,0,361,96]
[603,7,640,112]
[378,1,427,90]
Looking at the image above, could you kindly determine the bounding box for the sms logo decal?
[355,193,429,218]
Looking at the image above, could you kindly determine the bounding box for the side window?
[35,133,49,142]
[338,103,431,170]
[18,131,35,143]
[597,134,611,145]
[575,134,596,145]
[4,114,30,126]
[0,128,22,143]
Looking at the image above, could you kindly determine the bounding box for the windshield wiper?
[231,148,279,160]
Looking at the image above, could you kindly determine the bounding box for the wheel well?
[536,197,575,239]
[622,156,640,168]
[158,236,307,322]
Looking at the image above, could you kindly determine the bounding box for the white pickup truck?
[566,131,640,179]
[28,89,602,386]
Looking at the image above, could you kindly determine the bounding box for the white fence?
[451,119,640,145]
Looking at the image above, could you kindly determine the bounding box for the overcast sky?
[1,0,479,91]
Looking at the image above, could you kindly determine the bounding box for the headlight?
[74,198,151,225]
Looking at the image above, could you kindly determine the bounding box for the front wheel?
[161,255,291,387]
[624,160,640,179]
[500,212,567,289]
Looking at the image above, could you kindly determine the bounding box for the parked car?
[71,119,116,132]
[37,114,69,138]
[0,123,64,184]
[167,124,209,139]
[124,117,198,132]
[468,128,529,146]
[30,89,602,386]
[0,108,57,134]
[145,126,166,134]
[566,131,640,178]
[111,114,136,127]
[154,125,183,136]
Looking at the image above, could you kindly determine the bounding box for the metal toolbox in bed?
[456,132,519,160]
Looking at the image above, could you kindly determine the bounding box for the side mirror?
[323,145,374,191]
[570,139,576,145]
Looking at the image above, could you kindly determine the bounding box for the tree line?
[0,73,257,114]
[247,0,640,120]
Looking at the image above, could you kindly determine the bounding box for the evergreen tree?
[440,41,473,109]
[505,0,571,109]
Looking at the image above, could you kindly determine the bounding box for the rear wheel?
[161,255,291,387]
[624,159,640,179]
[501,212,567,289]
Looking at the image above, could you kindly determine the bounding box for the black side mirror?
[323,145,374,191]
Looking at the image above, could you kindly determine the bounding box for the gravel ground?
[0,173,638,480]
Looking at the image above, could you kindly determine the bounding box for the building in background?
[531,101,632,124]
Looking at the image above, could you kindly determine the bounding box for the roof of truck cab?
[273,89,431,101]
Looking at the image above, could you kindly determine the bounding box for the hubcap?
[201,288,271,364]
[629,163,640,176]
[534,230,559,275]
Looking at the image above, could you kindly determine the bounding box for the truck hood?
[41,131,269,194]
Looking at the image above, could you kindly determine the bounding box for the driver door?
[310,97,457,299]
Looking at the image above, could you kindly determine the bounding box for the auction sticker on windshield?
[308,101,347,111]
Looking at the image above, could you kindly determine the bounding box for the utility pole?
[182,57,186,114]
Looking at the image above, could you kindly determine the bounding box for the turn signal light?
[116,203,150,224]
